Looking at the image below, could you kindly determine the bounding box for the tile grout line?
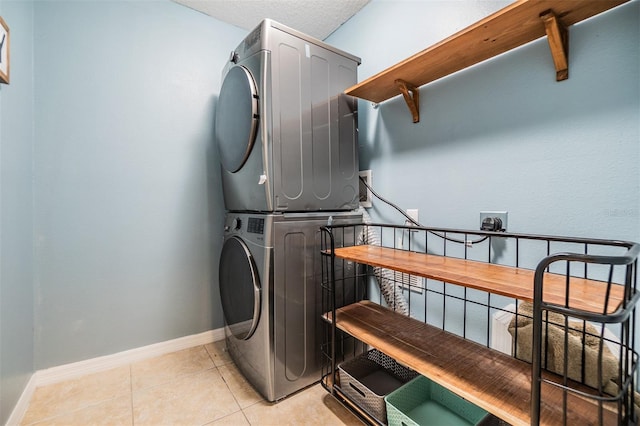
[216,359,246,422]
[206,342,256,425]
[241,404,253,425]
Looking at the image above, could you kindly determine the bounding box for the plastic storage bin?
[338,349,418,423]
[385,375,489,426]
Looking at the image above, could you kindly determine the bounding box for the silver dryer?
[215,19,361,212]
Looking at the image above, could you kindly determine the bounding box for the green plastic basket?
[385,376,489,426]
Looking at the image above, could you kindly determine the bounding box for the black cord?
[359,176,489,246]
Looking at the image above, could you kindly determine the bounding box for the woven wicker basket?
[338,349,418,423]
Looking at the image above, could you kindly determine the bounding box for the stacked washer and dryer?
[215,20,362,402]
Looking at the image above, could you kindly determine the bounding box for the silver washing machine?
[218,211,362,401]
[215,19,361,212]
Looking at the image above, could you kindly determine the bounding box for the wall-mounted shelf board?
[330,245,625,314]
[345,0,630,120]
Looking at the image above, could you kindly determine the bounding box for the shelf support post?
[540,10,569,81]
[395,79,420,123]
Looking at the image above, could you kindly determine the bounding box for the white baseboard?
[6,327,225,425]
[36,328,225,386]
[5,374,37,426]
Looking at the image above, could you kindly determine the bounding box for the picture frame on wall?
[0,16,9,84]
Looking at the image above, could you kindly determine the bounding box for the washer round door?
[215,65,259,173]
[219,236,261,340]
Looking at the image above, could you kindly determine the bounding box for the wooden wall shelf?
[345,0,630,122]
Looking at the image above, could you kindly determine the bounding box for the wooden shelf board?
[345,0,629,103]
[331,245,624,314]
[328,301,618,426]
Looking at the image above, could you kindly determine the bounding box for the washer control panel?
[247,217,265,234]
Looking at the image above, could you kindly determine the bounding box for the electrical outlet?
[480,211,508,232]
[406,209,419,225]
[359,170,372,208]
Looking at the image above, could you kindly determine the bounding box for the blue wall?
[32,1,245,369]
[0,0,35,423]
[327,0,639,243]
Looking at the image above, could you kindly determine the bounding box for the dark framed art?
[0,16,9,84]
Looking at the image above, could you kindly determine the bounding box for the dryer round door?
[219,236,261,340]
[215,65,259,173]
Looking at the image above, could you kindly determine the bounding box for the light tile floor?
[21,342,362,426]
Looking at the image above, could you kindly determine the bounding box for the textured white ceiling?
[173,0,370,40]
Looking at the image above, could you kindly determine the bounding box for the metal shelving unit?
[320,223,639,425]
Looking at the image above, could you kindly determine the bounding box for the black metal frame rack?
[320,222,640,425]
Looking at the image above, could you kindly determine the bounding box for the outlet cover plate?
[359,170,372,208]
[406,209,419,225]
[480,211,508,231]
